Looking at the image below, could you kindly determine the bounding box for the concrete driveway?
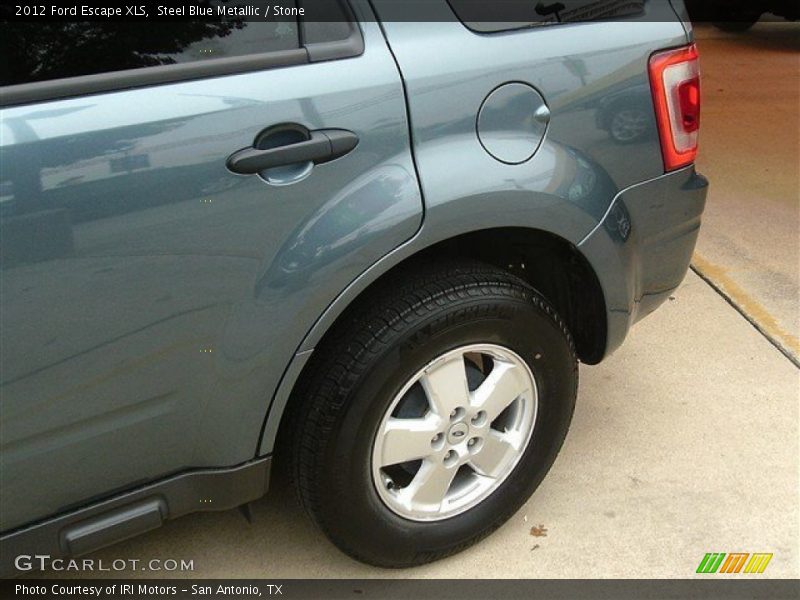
[693,22,800,364]
[43,20,800,581]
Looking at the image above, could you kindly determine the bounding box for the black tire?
[285,260,578,567]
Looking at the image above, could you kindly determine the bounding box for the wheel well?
[317,228,607,364]
[271,227,606,460]
[313,227,606,366]
[408,228,607,364]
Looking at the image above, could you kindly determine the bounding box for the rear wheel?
[286,260,577,567]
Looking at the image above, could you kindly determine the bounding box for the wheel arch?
[259,225,607,456]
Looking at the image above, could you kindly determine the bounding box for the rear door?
[0,1,422,531]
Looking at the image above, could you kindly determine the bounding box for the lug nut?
[467,437,483,454]
[471,411,487,426]
[450,407,466,422]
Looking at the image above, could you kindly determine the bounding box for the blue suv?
[0,0,707,570]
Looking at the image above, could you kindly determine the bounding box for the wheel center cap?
[447,422,470,445]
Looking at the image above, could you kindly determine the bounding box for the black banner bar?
[0,0,769,23]
[3,579,800,600]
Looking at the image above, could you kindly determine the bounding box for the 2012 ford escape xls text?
[0,0,708,572]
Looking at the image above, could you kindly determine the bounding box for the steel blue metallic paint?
[0,17,421,531]
[0,0,707,546]
[579,166,708,353]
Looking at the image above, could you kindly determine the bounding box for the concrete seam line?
[689,264,800,370]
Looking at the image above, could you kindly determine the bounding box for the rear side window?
[302,0,357,45]
[447,0,646,32]
[0,13,300,87]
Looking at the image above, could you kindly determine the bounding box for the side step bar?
[0,458,271,577]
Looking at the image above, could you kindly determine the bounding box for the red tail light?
[649,44,700,172]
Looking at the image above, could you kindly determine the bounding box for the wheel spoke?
[468,432,517,478]
[420,355,470,418]
[400,460,458,510]
[472,361,531,422]
[380,415,441,467]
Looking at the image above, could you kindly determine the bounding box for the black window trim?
[0,2,364,108]
[300,0,365,62]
